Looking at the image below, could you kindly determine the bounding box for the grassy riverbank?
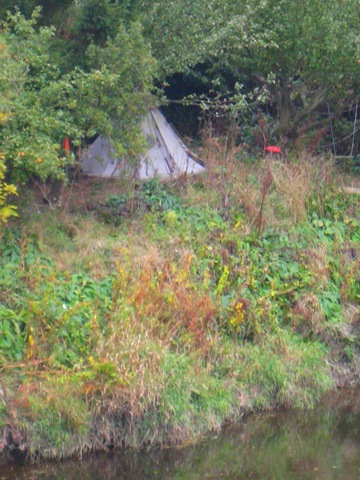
[0,152,359,463]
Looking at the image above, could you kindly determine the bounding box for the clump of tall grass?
[268,155,333,224]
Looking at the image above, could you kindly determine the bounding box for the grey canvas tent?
[81,108,204,179]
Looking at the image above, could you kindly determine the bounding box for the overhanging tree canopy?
[143,0,359,148]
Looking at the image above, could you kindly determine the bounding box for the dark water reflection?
[1,389,359,480]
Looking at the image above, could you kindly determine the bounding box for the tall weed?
[269,155,333,224]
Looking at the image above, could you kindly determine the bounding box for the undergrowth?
[0,151,359,463]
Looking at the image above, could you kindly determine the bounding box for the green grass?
[0,157,359,462]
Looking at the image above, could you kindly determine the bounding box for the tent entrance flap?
[81,108,205,179]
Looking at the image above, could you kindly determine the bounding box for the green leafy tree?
[140,0,359,148]
[68,0,119,47]
[0,9,64,181]
[140,0,215,78]
[0,9,156,183]
[194,0,360,145]
[0,0,39,20]
[237,0,359,143]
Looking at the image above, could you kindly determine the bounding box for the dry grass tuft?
[270,162,310,223]
[290,293,325,336]
[269,156,332,224]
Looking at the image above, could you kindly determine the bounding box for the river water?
[1,389,359,480]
